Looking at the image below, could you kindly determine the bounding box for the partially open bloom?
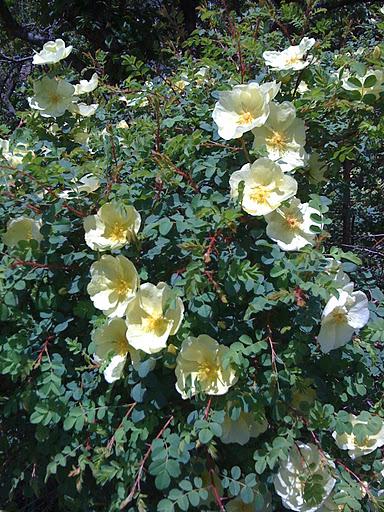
[323,258,351,289]
[226,491,272,512]
[274,442,336,512]
[74,73,98,95]
[229,158,297,216]
[212,81,280,140]
[332,412,384,459]
[29,77,75,117]
[317,283,370,353]
[93,318,139,383]
[175,335,238,399]
[125,282,184,354]
[263,37,316,71]
[32,39,72,65]
[59,173,100,199]
[252,101,307,172]
[84,201,141,251]
[3,217,43,247]
[69,102,99,117]
[0,139,33,166]
[87,255,139,317]
[265,198,322,251]
[220,405,268,445]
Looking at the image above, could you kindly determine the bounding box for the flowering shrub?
[1,3,384,512]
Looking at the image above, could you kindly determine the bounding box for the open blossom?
[332,413,384,459]
[263,37,315,71]
[84,201,141,251]
[125,282,184,354]
[87,255,139,318]
[93,318,139,383]
[274,442,336,512]
[175,335,238,399]
[341,69,384,99]
[212,81,280,140]
[252,101,307,172]
[229,157,297,216]
[32,39,72,65]
[29,77,75,117]
[317,283,370,353]
[3,217,43,247]
[220,405,268,445]
[74,73,98,95]
[265,198,322,251]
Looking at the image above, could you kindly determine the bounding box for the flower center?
[286,54,301,65]
[115,279,132,297]
[199,360,219,382]
[250,185,270,204]
[108,222,127,243]
[238,111,254,125]
[116,336,129,355]
[330,308,347,324]
[266,130,288,151]
[285,215,301,230]
[143,315,168,335]
[49,93,61,105]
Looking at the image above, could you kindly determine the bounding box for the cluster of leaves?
[1,1,384,512]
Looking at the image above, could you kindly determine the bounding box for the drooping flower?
[87,255,139,318]
[323,258,351,289]
[212,81,280,140]
[32,39,73,65]
[125,282,184,354]
[0,139,33,166]
[252,101,307,172]
[263,37,316,71]
[274,442,336,512]
[264,198,322,251]
[220,404,268,445]
[317,283,370,353]
[84,201,141,252]
[229,157,297,216]
[175,335,238,399]
[3,217,43,247]
[74,73,98,95]
[332,412,384,459]
[28,77,75,117]
[93,318,139,383]
[226,491,272,512]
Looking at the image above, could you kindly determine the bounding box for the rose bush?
[0,2,384,512]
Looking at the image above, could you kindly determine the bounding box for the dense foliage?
[0,1,384,512]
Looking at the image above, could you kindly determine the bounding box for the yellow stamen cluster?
[238,111,254,125]
[266,130,288,151]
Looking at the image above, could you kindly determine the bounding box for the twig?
[33,335,54,369]
[120,415,174,509]
[106,403,137,452]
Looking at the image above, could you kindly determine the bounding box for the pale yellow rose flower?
[28,77,75,118]
[93,318,139,383]
[0,139,33,166]
[212,81,280,140]
[69,102,99,117]
[265,197,322,251]
[220,404,268,445]
[74,73,98,95]
[332,412,384,459]
[252,101,307,172]
[32,39,73,65]
[3,217,43,247]
[125,282,184,354]
[229,157,297,216]
[87,255,139,318]
[274,442,336,512]
[263,37,315,71]
[84,201,141,252]
[59,173,100,199]
[175,334,238,399]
